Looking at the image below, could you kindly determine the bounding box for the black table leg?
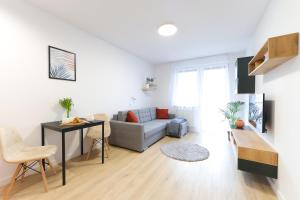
[80,129,84,155]
[41,126,46,170]
[62,131,66,186]
[102,122,104,164]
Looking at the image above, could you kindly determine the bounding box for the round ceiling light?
[158,24,178,37]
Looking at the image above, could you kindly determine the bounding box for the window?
[173,70,199,107]
[201,67,230,130]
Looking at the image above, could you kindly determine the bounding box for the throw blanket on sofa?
[168,118,187,134]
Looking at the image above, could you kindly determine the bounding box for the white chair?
[86,114,111,160]
[0,128,57,200]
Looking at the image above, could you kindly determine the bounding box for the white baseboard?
[267,178,286,200]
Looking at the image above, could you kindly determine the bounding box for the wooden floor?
[1,130,277,200]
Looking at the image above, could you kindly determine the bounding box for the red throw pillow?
[156,108,169,119]
[126,111,139,123]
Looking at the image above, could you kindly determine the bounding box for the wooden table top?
[41,120,104,132]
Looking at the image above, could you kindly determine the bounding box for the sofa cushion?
[138,108,152,123]
[149,107,156,120]
[126,111,139,123]
[156,108,169,119]
[118,110,139,121]
[143,119,171,139]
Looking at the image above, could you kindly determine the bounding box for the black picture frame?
[48,46,76,81]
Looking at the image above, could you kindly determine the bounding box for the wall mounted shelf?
[142,87,156,92]
[142,84,157,92]
[248,32,299,76]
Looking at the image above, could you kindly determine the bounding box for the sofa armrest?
[109,120,145,152]
[168,114,176,119]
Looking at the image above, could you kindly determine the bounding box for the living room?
[0,0,299,200]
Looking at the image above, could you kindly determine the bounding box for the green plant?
[220,101,244,128]
[59,97,73,118]
[146,77,154,84]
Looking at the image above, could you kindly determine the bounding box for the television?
[248,94,266,133]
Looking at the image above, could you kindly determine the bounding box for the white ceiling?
[27,0,270,64]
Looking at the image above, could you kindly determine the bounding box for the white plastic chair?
[0,128,57,200]
[86,114,111,159]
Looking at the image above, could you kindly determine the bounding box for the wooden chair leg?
[38,160,48,192]
[86,139,95,160]
[4,163,23,200]
[45,158,56,175]
[105,138,110,151]
[104,141,109,158]
[21,162,27,182]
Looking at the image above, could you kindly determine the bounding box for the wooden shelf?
[248,32,299,76]
[232,129,278,166]
[230,128,278,178]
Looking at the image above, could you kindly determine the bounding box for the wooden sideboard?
[229,128,278,179]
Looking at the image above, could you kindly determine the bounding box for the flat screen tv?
[248,94,266,133]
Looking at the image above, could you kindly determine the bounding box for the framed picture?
[48,46,76,81]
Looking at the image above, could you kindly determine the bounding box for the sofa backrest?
[149,107,156,120]
[138,108,152,123]
[117,109,139,122]
[117,107,157,123]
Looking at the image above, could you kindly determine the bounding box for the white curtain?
[172,69,200,107]
[200,66,230,130]
[170,57,230,132]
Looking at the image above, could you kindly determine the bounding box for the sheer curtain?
[172,69,199,107]
[200,66,230,131]
[170,58,230,132]
[171,67,202,132]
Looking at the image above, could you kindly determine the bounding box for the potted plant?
[146,77,154,85]
[220,101,244,129]
[59,97,73,119]
[146,77,157,87]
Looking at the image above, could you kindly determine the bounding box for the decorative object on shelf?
[49,46,76,81]
[235,119,245,129]
[220,101,244,129]
[146,77,155,85]
[248,32,299,76]
[142,77,157,91]
[59,97,73,119]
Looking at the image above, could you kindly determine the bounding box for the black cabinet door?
[236,56,255,94]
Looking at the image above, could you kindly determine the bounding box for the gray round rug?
[160,142,209,162]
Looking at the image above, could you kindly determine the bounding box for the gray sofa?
[109,107,175,152]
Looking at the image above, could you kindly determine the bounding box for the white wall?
[0,0,153,185]
[246,0,300,199]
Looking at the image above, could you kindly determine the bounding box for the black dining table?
[41,120,104,185]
